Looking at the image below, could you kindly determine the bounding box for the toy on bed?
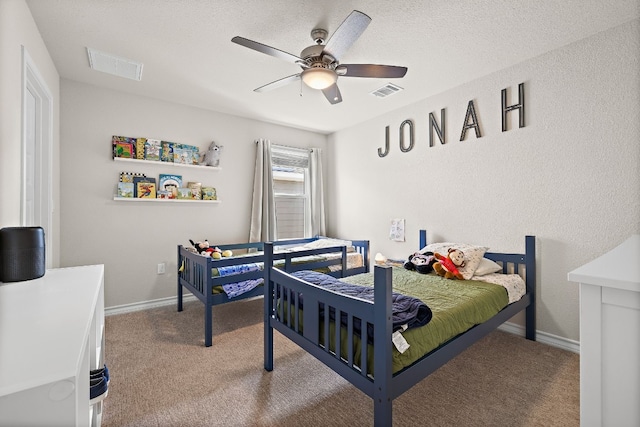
[200,141,223,167]
[188,239,232,259]
[432,248,465,280]
[403,251,436,274]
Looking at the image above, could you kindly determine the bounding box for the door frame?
[22,46,54,268]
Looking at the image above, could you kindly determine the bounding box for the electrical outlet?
[157,263,166,274]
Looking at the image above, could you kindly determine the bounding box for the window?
[271,145,310,240]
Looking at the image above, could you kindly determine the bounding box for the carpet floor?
[101,298,579,426]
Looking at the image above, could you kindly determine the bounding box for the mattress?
[329,267,525,373]
[210,250,364,295]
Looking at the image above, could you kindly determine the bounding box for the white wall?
[0,0,60,265]
[327,19,640,342]
[59,80,327,308]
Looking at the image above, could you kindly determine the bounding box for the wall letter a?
[460,100,482,141]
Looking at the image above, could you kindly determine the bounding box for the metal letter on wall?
[378,126,390,157]
[429,108,446,146]
[460,100,482,141]
[502,82,525,132]
[399,119,414,153]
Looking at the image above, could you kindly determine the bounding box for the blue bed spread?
[290,270,432,343]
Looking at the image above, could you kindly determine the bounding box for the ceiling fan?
[231,10,408,105]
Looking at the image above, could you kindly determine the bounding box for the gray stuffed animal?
[200,141,223,167]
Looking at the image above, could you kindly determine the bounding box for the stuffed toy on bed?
[188,239,232,258]
[403,251,436,274]
[433,248,466,280]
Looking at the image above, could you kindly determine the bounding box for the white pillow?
[420,242,488,280]
[301,238,352,250]
[473,258,502,276]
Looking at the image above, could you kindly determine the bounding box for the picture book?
[202,187,217,200]
[112,135,137,158]
[145,139,161,161]
[161,141,174,162]
[135,138,146,160]
[134,177,156,199]
[117,182,134,198]
[176,187,192,199]
[187,182,202,200]
[159,174,182,198]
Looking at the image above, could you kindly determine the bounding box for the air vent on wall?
[87,48,143,81]
[370,83,403,98]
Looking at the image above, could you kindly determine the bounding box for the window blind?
[271,145,310,168]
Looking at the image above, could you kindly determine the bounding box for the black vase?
[0,226,46,282]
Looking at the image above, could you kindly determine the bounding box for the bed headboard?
[419,229,536,338]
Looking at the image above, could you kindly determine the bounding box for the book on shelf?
[117,182,134,198]
[135,138,146,160]
[145,139,161,161]
[161,141,174,163]
[172,143,200,166]
[176,187,192,200]
[159,174,182,199]
[133,176,156,198]
[157,190,173,199]
[187,182,202,200]
[202,187,217,200]
[112,135,137,159]
[120,171,145,183]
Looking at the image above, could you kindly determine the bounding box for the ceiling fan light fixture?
[301,68,337,90]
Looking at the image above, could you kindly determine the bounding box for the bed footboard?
[264,242,393,399]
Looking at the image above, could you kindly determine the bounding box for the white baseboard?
[106,294,197,316]
[498,322,580,354]
[107,297,580,355]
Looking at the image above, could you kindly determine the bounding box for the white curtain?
[249,140,326,242]
[308,148,326,237]
[249,139,277,242]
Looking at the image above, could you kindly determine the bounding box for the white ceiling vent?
[87,48,143,81]
[370,83,403,98]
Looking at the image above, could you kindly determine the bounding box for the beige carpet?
[101,298,579,427]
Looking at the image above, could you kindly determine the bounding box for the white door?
[22,47,53,268]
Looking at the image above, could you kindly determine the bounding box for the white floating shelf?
[113,157,221,171]
[113,197,220,204]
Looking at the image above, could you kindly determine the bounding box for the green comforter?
[340,267,509,373]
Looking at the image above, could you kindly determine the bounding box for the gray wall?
[59,81,327,308]
[326,19,640,342]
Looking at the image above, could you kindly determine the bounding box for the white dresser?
[0,264,105,427]
[568,235,640,427]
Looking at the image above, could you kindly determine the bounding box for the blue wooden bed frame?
[177,236,370,346]
[263,230,536,426]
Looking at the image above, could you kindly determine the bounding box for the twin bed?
[176,229,536,425]
[177,236,370,346]
[263,229,536,426]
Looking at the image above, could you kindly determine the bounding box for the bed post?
[177,246,183,312]
[205,256,214,347]
[419,229,427,248]
[525,235,536,341]
[264,241,274,371]
[372,265,393,427]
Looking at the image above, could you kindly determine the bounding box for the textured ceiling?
[26,0,639,134]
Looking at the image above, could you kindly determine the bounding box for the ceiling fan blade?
[254,74,301,92]
[322,83,342,104]
[231,36,302,64]
[336,64,408,78]
[322,10,371,61]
